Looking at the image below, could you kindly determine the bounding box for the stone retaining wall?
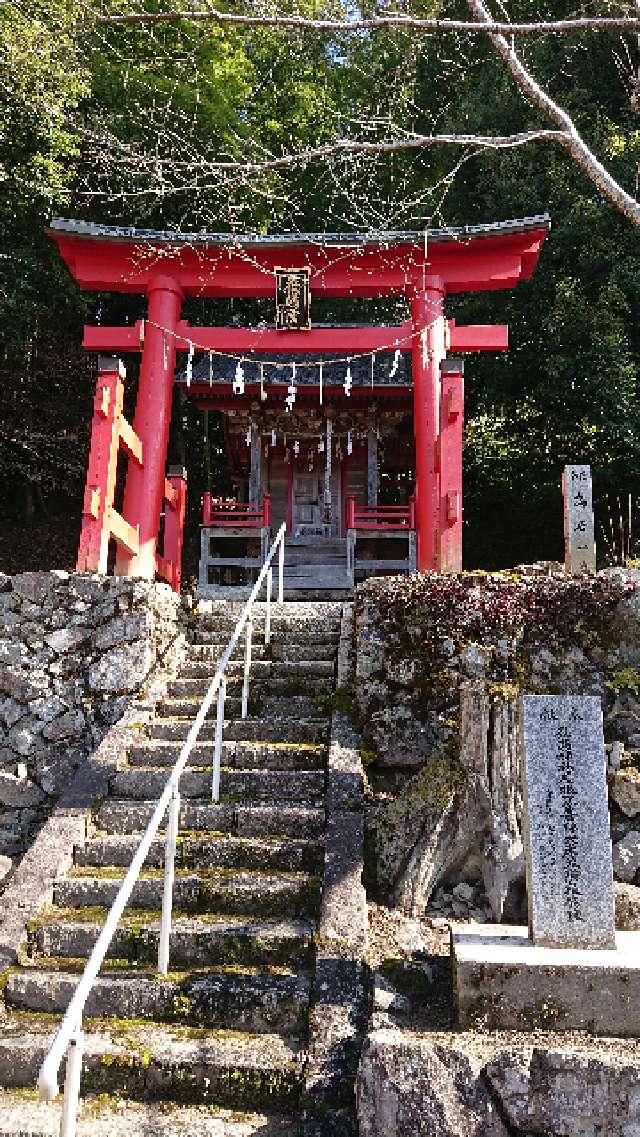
[0,570,182,865]
[353,567,640,917]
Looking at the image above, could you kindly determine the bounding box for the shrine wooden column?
[115,276,183,578]
[438,358,464,573]
[410,280,446,572]
[367,410,378,507]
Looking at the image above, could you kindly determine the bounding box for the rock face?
[357,1030,509,1137]
[357,1030,640,1137]
[0,571,182,860]
[486,1047,640,1136]
[610,767,640,817]
[355,570,640,909]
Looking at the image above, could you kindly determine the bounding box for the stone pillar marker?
[562,464,596,573]
[451,699,640,1035]
[520,695,616,950]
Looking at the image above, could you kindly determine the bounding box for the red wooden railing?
[202,493,271,528]
[346,494,416,530]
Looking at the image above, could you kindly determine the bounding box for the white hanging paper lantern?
[271,429,276,446]
[318,438,325,453]
[233,360,245,395]
[186,340,194,387]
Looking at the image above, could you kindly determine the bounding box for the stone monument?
[521,695,615,949]
[562,464,596,574]
[452,694,640,1036]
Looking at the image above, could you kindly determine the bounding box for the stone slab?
[562,464,596,573]
[452,923,640,1036]
[520,694,616,949]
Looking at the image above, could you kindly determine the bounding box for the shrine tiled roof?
[176,350,412,388]
[49,215,550,248]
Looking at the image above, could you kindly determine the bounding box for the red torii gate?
[49,216,549,585]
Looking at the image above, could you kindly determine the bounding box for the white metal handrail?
[38,523,287,1134]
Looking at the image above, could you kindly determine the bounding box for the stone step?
[0,1091,300,1136]
[177,660,335,681]
[110,767,325,803]
[192,624,340,645]
[156,695,325,721]
[31,914,315,969]
[75,833,324,874]
[6,968,310,1035]
[54,868,320,917]
[0,1020,303,1109]
[282,588,352,601]
[189,642,336,663]
[148,718,328,744]
[156,696,245,719]
[128,739,326,771]
[168,675,333,698]
[94,799,325,839]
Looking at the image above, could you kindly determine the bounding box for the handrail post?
[278,534,285,604]
[265,567,273,645]
[212,676,226,801]
[242,615,253,719]
[346,494,356,529]
[60,1027,84,1137]
[158,788,180,976]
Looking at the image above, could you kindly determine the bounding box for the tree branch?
[87,129,566,184]
[82,3,640,37]
[467,0,640,225]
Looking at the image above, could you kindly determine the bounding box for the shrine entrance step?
[283,539,353,595]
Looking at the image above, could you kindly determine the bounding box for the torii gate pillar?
[410,281,446,573]
[115,276,183,578]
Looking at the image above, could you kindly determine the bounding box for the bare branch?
[82,3,640,37]
[100,129,567,173]
[468,0,640,225]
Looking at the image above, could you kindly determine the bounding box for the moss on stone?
[606,665,640,697]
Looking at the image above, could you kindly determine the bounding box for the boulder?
[42,711,86,743]
[614,881,640,929]
[88,640,152,694]
[357,1029,509,1137]
[0,771,44,808]
[11,572,52,606]
[44,626,89,655]
[613,830,640,883]
[486,1047,640,1136]
[610,768,640,817]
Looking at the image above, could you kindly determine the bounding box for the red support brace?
[116,277,183,578]
[157,468,187,593]
[438,360,465,573]
[411,283,446,572]
[77,359,124,574]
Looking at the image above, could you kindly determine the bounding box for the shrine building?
[49,215,550,596]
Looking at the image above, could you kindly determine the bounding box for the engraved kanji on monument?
[562,464,596,574]
[520,695,616,949]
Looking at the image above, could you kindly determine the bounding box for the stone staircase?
[0,602,345,1135]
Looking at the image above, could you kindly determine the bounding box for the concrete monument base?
[452,923,640,1036]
